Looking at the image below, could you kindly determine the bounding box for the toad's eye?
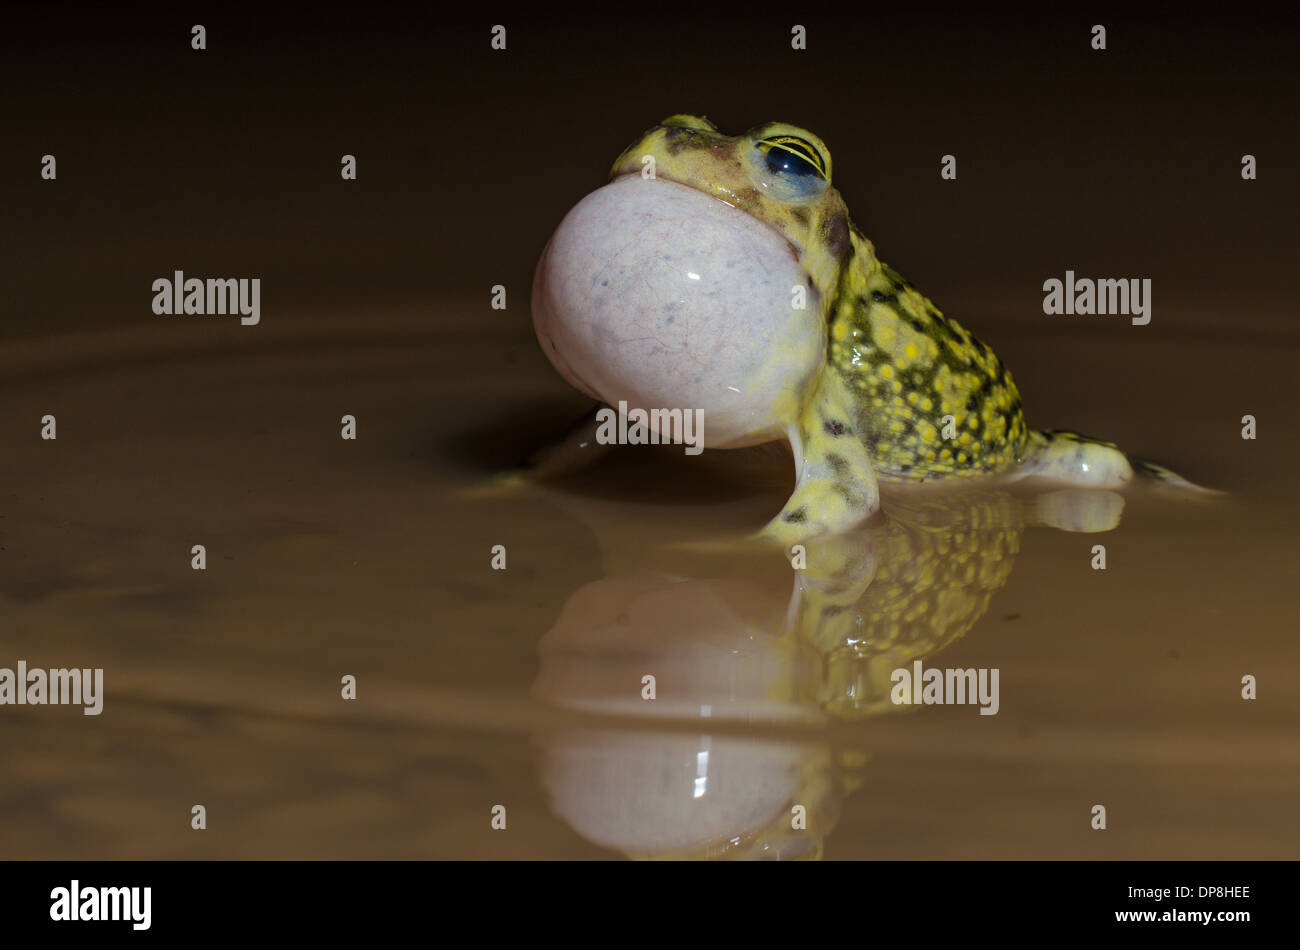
[750,134,830,202]
[758,136,828,180]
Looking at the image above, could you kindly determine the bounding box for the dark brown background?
[5,4,1297,339]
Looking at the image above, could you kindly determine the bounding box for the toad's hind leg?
[1009,429,1219,495]
[760,373,880,546]
[1008,429,1135,489]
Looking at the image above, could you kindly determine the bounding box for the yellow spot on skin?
[814,231,1031,480]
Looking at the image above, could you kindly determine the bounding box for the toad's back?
[829,237,1028,481]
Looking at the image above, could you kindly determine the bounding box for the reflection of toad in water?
[530,486,1123,858]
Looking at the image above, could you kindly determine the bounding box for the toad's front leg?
[761,373,881,546]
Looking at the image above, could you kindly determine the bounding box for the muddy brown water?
[0,302,1296,860]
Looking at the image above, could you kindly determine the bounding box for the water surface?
[0,308,1296,859]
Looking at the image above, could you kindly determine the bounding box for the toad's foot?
[1007,429,1134,488]
[1008,428,1219,496]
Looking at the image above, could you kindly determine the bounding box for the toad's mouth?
[610,171,804,264]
